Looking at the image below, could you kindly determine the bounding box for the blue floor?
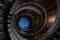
[18,17,30,31]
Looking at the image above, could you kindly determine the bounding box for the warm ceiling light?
[48,15,56,24]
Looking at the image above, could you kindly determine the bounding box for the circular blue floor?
[18,16,30,31]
